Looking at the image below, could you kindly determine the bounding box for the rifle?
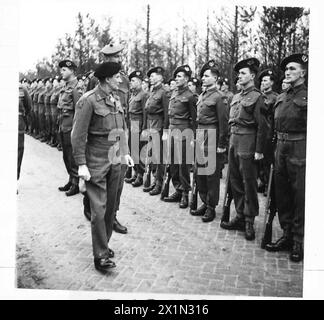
[143,138,151,188]
[189,141,198,211]
[160,133,171,200]
[261,164,275,249]
[220,162,233,223]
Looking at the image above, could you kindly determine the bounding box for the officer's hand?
[217,147,227,153]
[125,154,134,167]
[78,165,91,181]
[254,152,264,161]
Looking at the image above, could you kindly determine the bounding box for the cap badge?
[302,55,308,62]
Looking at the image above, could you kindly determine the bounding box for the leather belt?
[277,132,306,141]
[230,125,256,135]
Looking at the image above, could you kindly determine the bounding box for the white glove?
[124,154,134,167]
[78,165,91,181]
[254,152,264,161]
[217,147,227,153]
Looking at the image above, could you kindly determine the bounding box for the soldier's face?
[261,76,273,91]
[142,81,149,91]
[188,82,196,93]
[238,68,255,86]
[175,72,188,88]
[202,70,217,87]
[150,73,162,85]
[170,80,177,90]
[221,83,229,92]
[285,62,306,84]
[60,67,73,80]
[106,72,122,90]
[102,53,122,64]
[130,77,141,90]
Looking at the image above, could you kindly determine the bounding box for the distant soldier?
[18,83,31,180]
[143,66,170,196]
[37,78,47,142]
[57,60,81,197]
[124,70,148,187]
[190,60,228,222]
[28,79,37,136]
[220,77,234,108]
[221,58,268,240]
[71,62,134,272]
[49,76,62,148]
[44,78,54,144]
[142,78,150,93]
[188,77,201,97]
[257,69,278,195]
[164,78,176,99]
[265,54,308,263]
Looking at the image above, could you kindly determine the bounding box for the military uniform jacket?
[71,84,129,166]
[197,86,228,149]
[128,89,148,130]
[144,83,169,130]
[167,85,197,130]
[37,89,46,112]
[57,78,81,133]
[274,83,307,134]
[50,88,61,108]
[229,85,268,154]
[32,89,40,112]
[18,84,31,133]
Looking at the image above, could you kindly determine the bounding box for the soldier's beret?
[166,78,175,85]
[258,69,275,81]
[200,60,220,78]
[189,77,200,86]
[100,43,124,56]
[173,64,192,78]
[147,66,165,77]
[280,53,308,71]
[234,57,260,73]
[94,62,121,80]
[58,59,77,70]
[129,70,143,81]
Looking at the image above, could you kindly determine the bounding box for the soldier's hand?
[217,147,226,153]
[78,165,91,181]
[125,154,134,167]
[254,152,264,161]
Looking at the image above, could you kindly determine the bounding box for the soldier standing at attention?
[143,66,170,196]
[49,76,62,148]
[18,83,31,181]
[265,54,308,262]
[44,78,54,144]
[71,62,134,272]
[221,58,268,240]
[125,70,148,187]
[190,60,228,222]
[220,77,234,108]
[57,60,81,197]
[163,65,197,209]
[37,78,47,142]
[188,77,201,97]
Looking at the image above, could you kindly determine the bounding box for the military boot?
[125,175,137,184]
[245,221,255,240]
[190,204,207,216]
[58,181,72,192]
[143,183,155,193]
[113,216,128,234]
[179,193,188,209]
[94,257,116,272]
[290,241,303,262]
[220,215,245,231]
[202,207,216,223]
[132,175,143,187]
[65,184,79,197]
[163,191,182,202]
[265,230,293,252]
[149,184,162,196]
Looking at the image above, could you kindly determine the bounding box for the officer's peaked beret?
[94,62,121,80]
[100,43,124,56]
[129,70,143,81]
[200,60,220,78]
[147,66,165,77]
[58,59,77,69]
[280,53,308,71]
[173,64,192,78]
[234,57,260,73]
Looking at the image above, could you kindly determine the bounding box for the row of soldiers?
[18,42,307,272]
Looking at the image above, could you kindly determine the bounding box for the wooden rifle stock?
[143,139,151,188]
[261,164,275,249]
[221,164,232,223]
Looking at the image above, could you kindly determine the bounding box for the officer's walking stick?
[261,163,275,249]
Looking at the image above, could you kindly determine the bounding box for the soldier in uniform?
[188,77,201,97]
[257,69,278,195]
[33,79,44,139]
[49,76,62,148]
[190,60,228,222]
[143,66,170,196]
[163,65,197,209]
[221,58,268,240]
[124,70,148,187]
[142,78,150,93]
[18,83,31,180]
[265,54,308,262]
[220,78,234,108]
[37,78,47,142]
[44,78,54,144]
[28,79,37,136]
[71,62,134,272]
[57,60,81,197]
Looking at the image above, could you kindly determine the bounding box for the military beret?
[189,77,200,86]
[147,66,165,78]
[200,60,220,78]
[94,62,121,80]
[234,57,260,73]
[258,69,275,81]
[100,43,124,56]
[280,53,308,71]
[58,59,77,70]
[173,64,192,78]
[129,70,143,81]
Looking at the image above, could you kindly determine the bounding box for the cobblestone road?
[16,135,303,297]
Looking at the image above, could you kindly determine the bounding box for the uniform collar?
[241,84,255,95]
[175,85,188,95]
[95,84,114,101]
[287,83,306,94]
[263,88,273,95]
[152,83,163,91]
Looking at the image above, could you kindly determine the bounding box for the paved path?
[16,135,303,297]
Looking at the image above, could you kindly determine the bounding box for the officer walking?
[221,58,268,240]
[265,54,308,262]
[163,65,197,209]
[143,66,170,196]
[190,60,228,222]
[125,70,148,187]
[57,60,81,197]
[71,62,134,272]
